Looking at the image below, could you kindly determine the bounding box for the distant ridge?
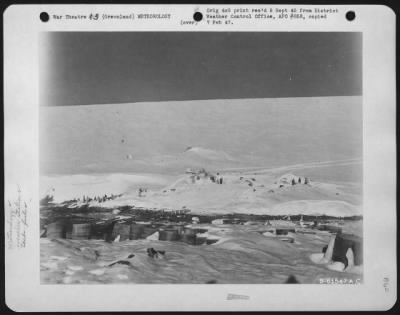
[44,95,362,108]
[40,96,362,175]
[183,146,236,161]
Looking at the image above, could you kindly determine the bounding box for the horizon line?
[42,94,363,108]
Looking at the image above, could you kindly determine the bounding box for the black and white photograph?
[39,31,364,284]
[3,4,396,311]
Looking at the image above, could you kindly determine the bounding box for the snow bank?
[40,173,171,203]
[269,200,361,217]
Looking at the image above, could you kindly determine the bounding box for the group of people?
[187,168,224,185]
[210,175,224,184]
[82,193,122,203]
[291,177,309,185]
[138,188,148,197]
[210,172,224,184]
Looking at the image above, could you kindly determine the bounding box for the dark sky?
[40,32,362,106]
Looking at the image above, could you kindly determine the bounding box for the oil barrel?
[112,222,130,241]
[129,224,145,240]
[159,229,180,241]
[181,233,196,245]
[71,223,92,240]
[46,221,66,239]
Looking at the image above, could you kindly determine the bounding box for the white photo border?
[4,4,396,311]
